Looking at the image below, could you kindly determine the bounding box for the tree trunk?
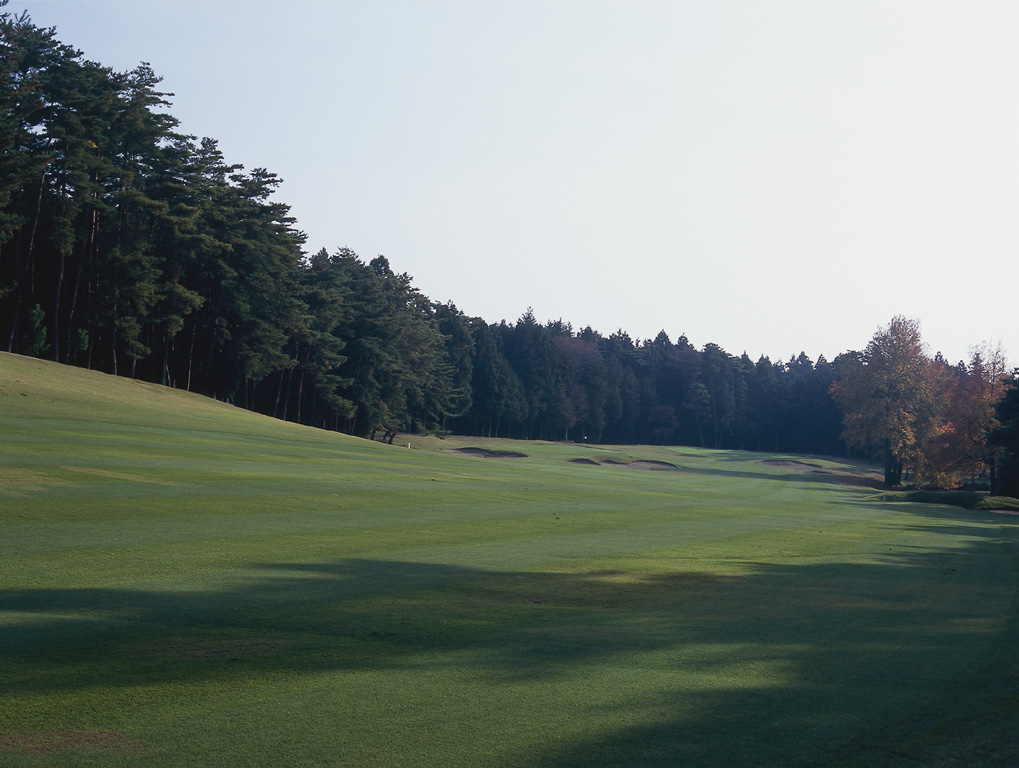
[52,251,65,362]
[281,364,294,421]
[7,170,47,353]
[273,370,284,418]
[111,323,118,376]
[295,365,306,424]
[160,331,171,386]
[883,443,903,486]
[66,208,96,364]
[64,258,84,364]
[203,328,217,396]
[85,327,95,370]
[185,316,197,391]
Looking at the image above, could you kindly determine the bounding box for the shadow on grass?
[2,520,1017,767]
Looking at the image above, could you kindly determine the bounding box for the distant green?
[2,352,1017,767]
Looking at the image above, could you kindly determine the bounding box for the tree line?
[2,6,1017,493]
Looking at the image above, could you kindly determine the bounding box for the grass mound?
[2,352,1018,767]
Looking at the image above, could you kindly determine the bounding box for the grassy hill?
[2,351,1017,766]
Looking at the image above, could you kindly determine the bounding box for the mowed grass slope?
[1,351,1017,767]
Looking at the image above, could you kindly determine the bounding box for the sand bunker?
[760,460,824,471]
[446,447,527,459]
[571,458,680,470]
[627,460,681,470]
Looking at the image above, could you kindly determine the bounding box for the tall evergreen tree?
[501,309,554,439]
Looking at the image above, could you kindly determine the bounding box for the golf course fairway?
[2,351,1017,767]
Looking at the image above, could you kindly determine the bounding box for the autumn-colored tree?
[926,344,1008,489]
[833,316,945,486]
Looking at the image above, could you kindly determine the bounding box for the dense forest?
[2,5,1017,493]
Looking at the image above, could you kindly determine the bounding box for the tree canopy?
[1,6,1014,493]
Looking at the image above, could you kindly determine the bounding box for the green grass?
[2,351,1018,766]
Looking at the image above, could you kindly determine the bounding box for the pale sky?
[19,0,1019,366]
